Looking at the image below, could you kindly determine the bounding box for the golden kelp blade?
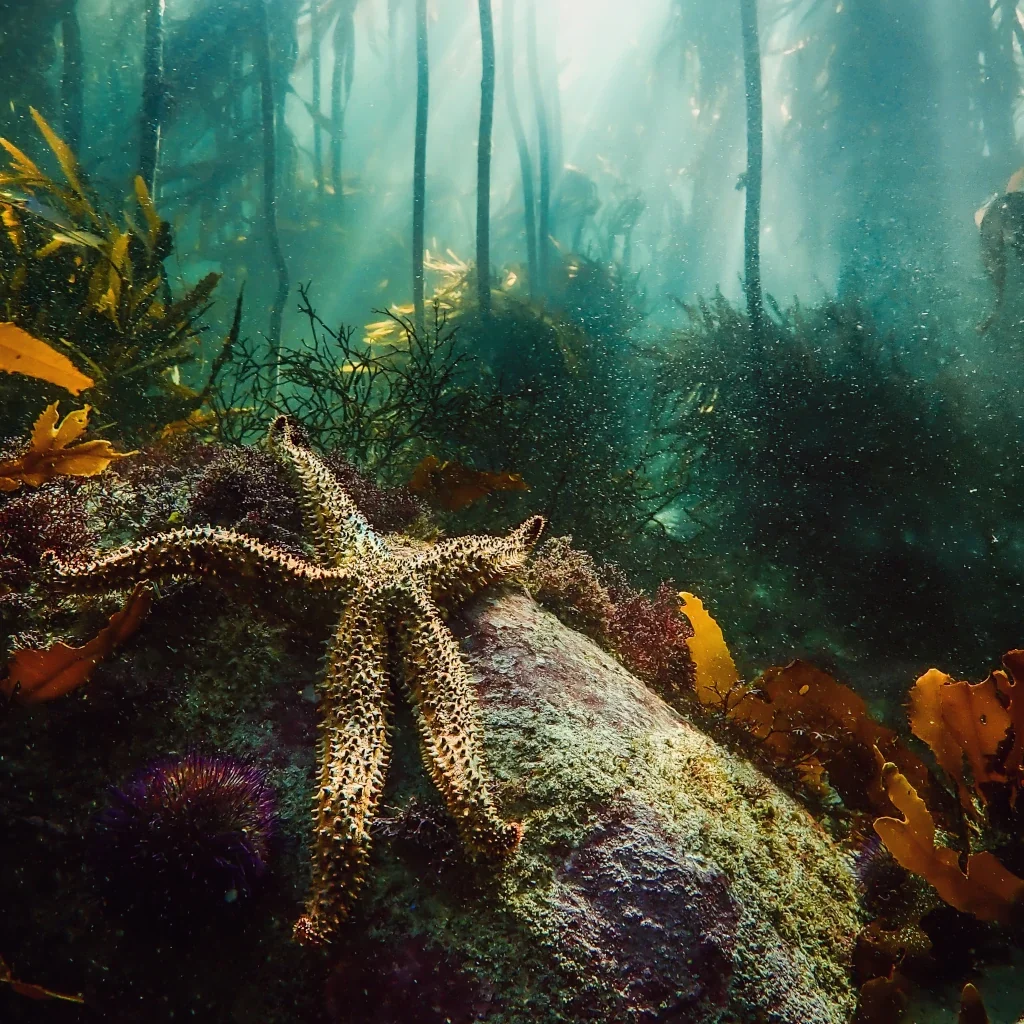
[133,174,162,248]
[0,322,93,394]
[29,106,92,214]
[1,584,153,704]
[959,983,990,1024]
[908,667,1011,811]
[873,760,1024,924]
[0,955,85,1005]
[678,591,739,706]
[0,401,136,491]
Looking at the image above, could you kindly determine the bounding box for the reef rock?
[334,589,861,1024]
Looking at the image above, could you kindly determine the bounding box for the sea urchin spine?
[93,752,276,916]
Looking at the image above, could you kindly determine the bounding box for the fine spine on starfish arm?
[47,416,544,946]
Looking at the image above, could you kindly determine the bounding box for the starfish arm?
[267,416,388,567]
[45,526,346,594]
[294,592,393,946]
[418,516,546,605]
[395,589,522,860]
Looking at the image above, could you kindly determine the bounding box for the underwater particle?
[91,752,275,918]
[607,580,696,699]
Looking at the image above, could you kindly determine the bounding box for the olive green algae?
[341,589,862,1024]
[0,579,861,1023]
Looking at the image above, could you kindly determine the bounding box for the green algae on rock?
[334,589,862,1024]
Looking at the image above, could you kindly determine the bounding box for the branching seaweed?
[212,284,507,478]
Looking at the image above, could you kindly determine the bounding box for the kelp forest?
[2,2,1024,1023]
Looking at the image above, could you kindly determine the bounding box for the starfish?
[48,417,544,945]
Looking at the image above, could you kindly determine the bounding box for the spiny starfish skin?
[49,417,544,946]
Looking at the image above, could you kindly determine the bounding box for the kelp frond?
[0,110,221,440]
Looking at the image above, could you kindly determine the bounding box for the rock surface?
[0,584,861,1023]
[335,589,862,1024]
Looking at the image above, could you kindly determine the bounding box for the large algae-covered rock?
[337,590,861,1024]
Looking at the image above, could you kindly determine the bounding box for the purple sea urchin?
[93,753,275,918]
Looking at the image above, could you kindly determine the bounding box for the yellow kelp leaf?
[908,667,1011,812]
[29,106,91,210]
[0,954,85,1005]
[35,236,70,259]
[1,202,22,250]
[363,317,406,346]
[0,401,135,490]
[0,137,43,181]
[108,227,130,273]
[134,174,162,248]
[959,983,990,1024]
[160,407,218,439]
[678,592,739,706]
[0,322,93,394]
[873,760,1024,924]
[1,584,152,704]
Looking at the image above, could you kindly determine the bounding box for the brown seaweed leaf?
[873,761,1024,925]
[959,983,989,1024]
[853,971,911,1024]
[408,455,529,511]
[0,955,84,1004]
[996,650,1024,798]
[0,322,93,394]
[0,401,135,491]
[1,584,153,704]
[679,594,931,811]
[729,662,932,812]
[908,667,1011,812]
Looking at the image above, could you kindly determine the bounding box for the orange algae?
[408,454,528,511]
[1,583,152,703]
[0,322,93,394]
[873,761,1024,925]
[0,401,135,491]
[679,591,739,706]
[908,667,1010,811]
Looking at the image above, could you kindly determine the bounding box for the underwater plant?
[522,536,697,703]
[0,402,135,492]
[870,653,1024,928]
[649,290,996,669]
[2,583,151,705]
[521,535,615,642]
[186,443,305,551]
[0,109,222,441]
[0,480,92,616]
[92,751,275,916]
[0,955,84,1006]
[50,415,544,945]
[212,286,505,477]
